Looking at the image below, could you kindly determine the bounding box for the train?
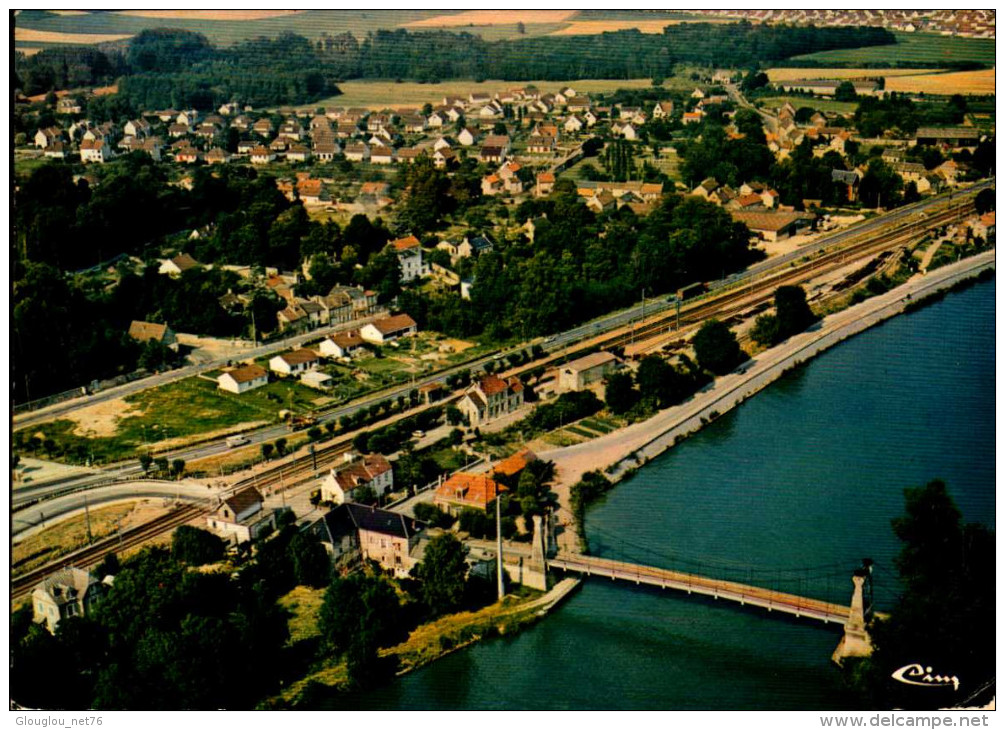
[674,282,707,301]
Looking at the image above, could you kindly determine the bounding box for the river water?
[336,280,995,710]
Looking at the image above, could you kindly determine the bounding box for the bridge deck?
[549,554,851,625]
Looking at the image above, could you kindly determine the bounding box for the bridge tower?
[831,560,875,665]
[530,514,547,574]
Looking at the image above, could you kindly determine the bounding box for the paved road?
[12,480,219,540]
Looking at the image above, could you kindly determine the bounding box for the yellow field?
[116,10,302,21]
[549,20,674,35]
[49,10,90,16]
[403,10,578,27]
[15,27,133,44]
[766,67,940,81]
[17,47,43,56]
[885,68,995,95]
[309,77,658,111]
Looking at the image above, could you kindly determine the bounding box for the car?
[225,435,251,448]
[544,336,556,343]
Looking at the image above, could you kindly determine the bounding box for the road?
[12,479,219,540]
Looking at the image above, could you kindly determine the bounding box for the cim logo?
[891,664,960,691]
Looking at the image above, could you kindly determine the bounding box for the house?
[427,110,446,128]
[32,568,106,633]
[390,235,427,282]
[481,173,503,197]
[269,348,321,376]
[124,119,151,138]
[691,88,706,100]
[168,122,190,138]
[80,139,112,163]
[434,472,505,515]
[972,212,995,241]
[433,148,456,169]
[490,448,538,482]
[301,370,333,390]
[159,253,200,276]
[359,314,418,344]
[691,178,720,200]
[206,147,231,165]
[43,142,67,159]
[457,235,494,258]
[250,146,276,165]
[175,147,200,164]
[217,364,269,394]
[586,190,617,213]
[296,178,329,206]
[536,172,556,198]
[458,127,479,146]
[370,146,395,164]
[653,100,675,119]
[914,127,980,149]
[526,135,556,154]
[832,169,861,202]
[318,330,369,359]
[344,143,371,162]
[311,503,424,578]
[614,122,639,140]
[207,486,275,543]
[479,145,504,164]
[286,144,312,163]
[564,115,584,134]
[558,351,620,392]
[128,320,177,349]
[730,210,813,242]
[456,374,525,427]
[56,96,83,114]
[682,110,705,125]
[320,452,394,504]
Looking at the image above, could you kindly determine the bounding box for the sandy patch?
[441,338,475,353]
[16,47,43,56]
[28,84,117,102]
[116,9,302,21]
[766,67,940,82]
[404,10,578,27]
[14,27,133,44]
[68,398,144,438]
[49,10,90,16]
[885,68,995,95]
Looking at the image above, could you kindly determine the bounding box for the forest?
[15,23,895,108]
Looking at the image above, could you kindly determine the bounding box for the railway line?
[11,503,207,603]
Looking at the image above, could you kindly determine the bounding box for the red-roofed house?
[389,235,427,282]
[217,364,269,394]
[320,452,394,504]
[457,374,525,426]
[434,472,506,515]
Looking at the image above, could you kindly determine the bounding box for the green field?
[790,32,995,67]
[757,96,859,115]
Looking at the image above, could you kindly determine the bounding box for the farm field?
[765,67,940,81]
[14,27,134,44]
[790,31,995,67]
[303,78,659,111]
[884,68,995,95]
[757,96,860,114]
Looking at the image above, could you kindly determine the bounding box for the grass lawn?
[14,155,55,179]
[427,446,471,472]
[278,585,325,645]
[790,32,995,67]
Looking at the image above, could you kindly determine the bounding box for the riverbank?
[541,250,996,549]
[274,577,580,707]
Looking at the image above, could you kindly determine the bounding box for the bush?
[172,525,226,566]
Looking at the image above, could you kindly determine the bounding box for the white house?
[320,452,394,504]
[318,330,369,359]
[359,314,418,344]
[269,348,321,376]
[32,568,107,634]
[80,139,112,163]
[457,374,525,427]
[206,487,275,543]
[217,364,269,394]
[390,235,428,282]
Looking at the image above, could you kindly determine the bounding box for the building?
[80,139,112,163]
[32,568,106,633]
[558,351,620,392]
[730,210,814,242]
[359,314,418,344]
[158,253,201,276]
[434,472,506,515]
[318,330,369,359]
[320,452,394,504]
[217,364,269,394]
[269,348,321,376]
[390,234,428,282]
[311,503,424,578]
[206,487,275,543]
[456,235,494,258]
[775,79,879,96]
[127,320,177,349]
[536,172,556,198]
[456,374,525,427]
[914,127,981,148]
[490,448,538,482]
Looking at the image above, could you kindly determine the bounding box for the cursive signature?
[891,663,960,691]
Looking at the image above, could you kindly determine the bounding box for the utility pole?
[84,493,93,545]
[496,494,505,601]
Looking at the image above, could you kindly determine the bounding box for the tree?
[261,442,274,461]
[414,502,454,529]
[95,552,121,578]
[692,319,743,375]
[317,573,404,686]
[412,532,468,616]
[139,453,153,474]
[849,480,994,709]
[834,81,858,102]
[274,437,287,456]
[154,457,169,475]
[171,525,226,565]
[975,188,995,215]
[774,285,817,340]
[287,532,331,588]
[170,459,186,479]
[604,371,638,415]
[750,313,781,347]
[636,354,691,408]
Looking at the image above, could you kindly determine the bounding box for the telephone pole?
[496,495,505,601]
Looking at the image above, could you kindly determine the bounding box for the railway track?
[598,201,974,353]
[11,503,207,602]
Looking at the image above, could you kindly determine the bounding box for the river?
[334,279,995,710]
